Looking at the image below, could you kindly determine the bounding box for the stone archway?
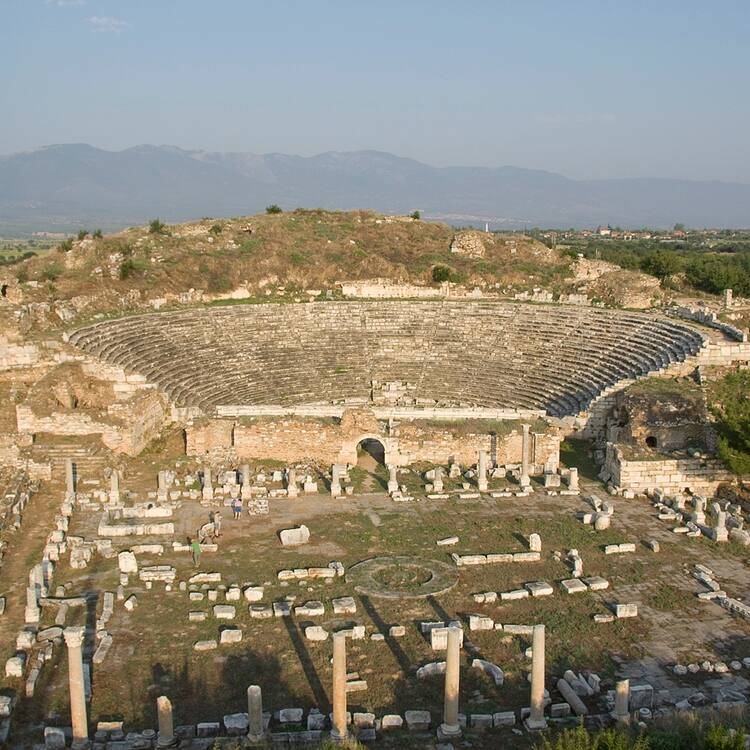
[357,437,386,467]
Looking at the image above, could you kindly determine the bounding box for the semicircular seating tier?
[67,301,706,417]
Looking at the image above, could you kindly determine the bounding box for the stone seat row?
[69,301,705,416]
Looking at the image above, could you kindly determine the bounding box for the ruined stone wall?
[604,442,734,495]
[698,341,750,366]
[185,414,560,470]
[106,391,170,454]
[16,390,169,456]
[395,424,559,470]
[0,342,42,369]
[338,279,445,299]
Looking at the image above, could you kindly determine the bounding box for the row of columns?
[64,622,562,743]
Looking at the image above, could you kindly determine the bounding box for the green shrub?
[205,270,233,293]
[209,223,223,235]
[57,238,73,253]
[410,210,421,220]
[119,259,136,280]
[266,204,283,214]
[709,371,750,475]
[431,264,465,283]
[92,229,103,239]
[41,264,62,281]
[77,229,88,241]
[537,726,648,749]
[149,218,167,234]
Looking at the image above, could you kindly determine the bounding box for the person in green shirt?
[189,536,201,567]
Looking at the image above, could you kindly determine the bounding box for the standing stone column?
[724,288,733,310]
[109,469,120,504]
[156,695,177,747]
[330,632,348,742]
[202,466,214,501]
[519,424,531,488]
[439,627,462,739]
[613,679,630,723]
[714,510,729,542]
[241,465,252,500]
[387,465,399,494]
[247,685,264,743]
[65,458,76,500]
[568,467,579,492]
[477,451,488,492]
[286,468,298,499]
[330,465,342,497]
[64,627,89,749]
[525,624,547,730]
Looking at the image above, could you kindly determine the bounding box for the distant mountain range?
[1,143,749,231]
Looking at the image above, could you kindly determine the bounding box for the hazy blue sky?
[2,1,749,181]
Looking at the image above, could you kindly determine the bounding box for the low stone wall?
[668,305,747,342]
[603,442,734,494]
[338,279,446,299]
[698,341,750,366]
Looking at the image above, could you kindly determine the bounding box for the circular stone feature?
[347,556,458,599]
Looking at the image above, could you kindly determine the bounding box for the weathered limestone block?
[525,581,554,597]
[243,586,264,602]
[332,597,357,615]
[213,605,236,620]
[561,579,588,594]
[279,525,310,546]
[220,628,243,644]
[305,625,329,641]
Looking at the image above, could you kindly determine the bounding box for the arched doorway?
[357,437,385,467]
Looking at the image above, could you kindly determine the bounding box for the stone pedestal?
[330,465,342,497]
[241,464,252,501]
[713,510,729,542]
[387,465,399,494]
[202,467,214,501]
[568,467,579,492]
[330,633,348,742]
[613,679,630,723]
[109,470,120,504]
[477,451,488,492]
[524,624,547,730]
[156,696,177,747]
[246,685,264,743]
[64,627,89,749]
[438,627,462,740]
[286,468,298,499]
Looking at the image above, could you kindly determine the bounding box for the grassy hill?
[2,210,573,329]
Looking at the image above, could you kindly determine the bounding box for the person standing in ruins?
[190,536,201,567]
[232,499,242,520]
